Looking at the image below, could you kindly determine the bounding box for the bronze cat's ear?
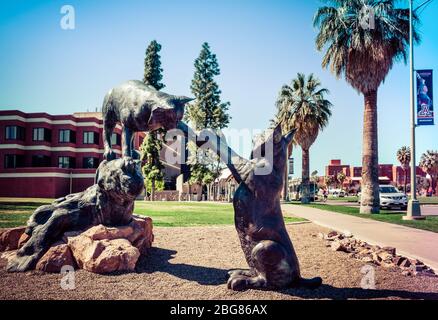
[171,96,194,106]
[170,96,194,120]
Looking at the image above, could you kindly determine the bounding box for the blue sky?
[0,0,437,175]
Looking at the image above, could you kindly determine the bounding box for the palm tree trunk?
[360,90,380,214]
[301,147,310,204]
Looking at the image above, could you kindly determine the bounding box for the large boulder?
[36,242,75,273]
[0,227,26,252]
[67,227,141,274]
[80,224,134,241]
[128,216,154,254]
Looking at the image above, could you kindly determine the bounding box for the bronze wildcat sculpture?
[102,80,193,160]
[6,157,144,272]
[202,125,322,291]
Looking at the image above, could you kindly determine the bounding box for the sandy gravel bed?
[1,222,438,300]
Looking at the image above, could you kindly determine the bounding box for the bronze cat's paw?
[227,276,249,291]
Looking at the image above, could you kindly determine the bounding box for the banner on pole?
[417,69,434,126]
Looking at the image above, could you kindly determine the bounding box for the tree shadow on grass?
[135,247,438,299]
[135,247,228,286]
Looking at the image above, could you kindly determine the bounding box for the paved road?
[282,204,438,272]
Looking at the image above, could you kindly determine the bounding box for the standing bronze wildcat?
[102,80,193,160]
[202,125,322,291]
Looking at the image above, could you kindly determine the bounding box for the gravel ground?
[1,222,438,300]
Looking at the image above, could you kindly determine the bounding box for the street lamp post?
[404,0,425,220]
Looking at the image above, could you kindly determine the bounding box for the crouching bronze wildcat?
[6,157,144,272]
[203,125,322,291]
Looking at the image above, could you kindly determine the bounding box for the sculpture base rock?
[1,216,153,274]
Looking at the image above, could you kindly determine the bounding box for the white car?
[358,185,408,210]
[379,185,408,210]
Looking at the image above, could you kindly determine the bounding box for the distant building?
[0,110,186,198]
[324,159,426,191]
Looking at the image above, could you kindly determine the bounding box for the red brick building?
[325,159,426,190]
[0,110,184,198]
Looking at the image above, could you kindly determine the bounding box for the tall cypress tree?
[185,42,231,200]
[185,42,230,130]
[143,40,165,90]
[140,40,165,201]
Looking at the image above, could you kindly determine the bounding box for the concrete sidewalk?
[282,204,438,272]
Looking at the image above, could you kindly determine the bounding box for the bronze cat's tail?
[298,276,322,289]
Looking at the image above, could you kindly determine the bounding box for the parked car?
[329,189,345,198]
[358,185,408,210]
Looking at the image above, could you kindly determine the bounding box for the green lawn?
[327,196,359,202]
[416,197,438,205]
[0,199,306,228]
[326,196,438,205]
[294,203,438,233]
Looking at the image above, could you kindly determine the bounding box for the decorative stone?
[377,251,394,262]
[128,216,154,254]
[331,240,347,252]
[81,225,134,241]
[0,251,17,263]
[36,242,75,273]
[68,234,140,274]
[17,233,30,249]
[0,227,26,252]
[382,246,396,256]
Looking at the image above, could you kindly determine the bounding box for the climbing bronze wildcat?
[102,80,193,160]
[202,125,322,291]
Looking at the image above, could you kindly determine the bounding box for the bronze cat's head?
[96,157,144,201]
[148,96,193,131]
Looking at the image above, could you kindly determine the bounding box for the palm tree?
[337,172,347,190]
[324,175,335,189]
[314,0,419,213]
[275,73,332,204]
[419,150,438,196]
[397,146,411,194]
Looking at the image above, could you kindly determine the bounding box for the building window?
[58,156,75,169]
[32,128,51,142]
[82,157,99,169]
[111,133,121,146]
[32,155,51,167]
[83,131,99,144]
[5,126,25,140]
[4,155,25,169]
[59,129,76,143]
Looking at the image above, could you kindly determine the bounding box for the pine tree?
[143,40,165,90]
[140,133,164,201]
[185,42,230,130]
[185,42,231,200]
[140,40,165,200]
